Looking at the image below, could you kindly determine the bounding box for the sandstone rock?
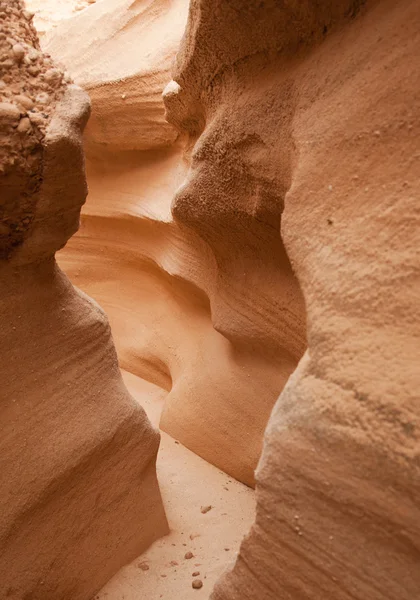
[35,0,302,486]
[41,0,189,153]
[157,0,420,598]
[160,0,420,600]
[0,3,168,599]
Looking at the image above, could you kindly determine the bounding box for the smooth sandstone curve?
[40,0,304,486]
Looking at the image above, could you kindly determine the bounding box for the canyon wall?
[161,0,420,598]
[41,0,307,487]
[0,3,167,599]
[15,0,420,598]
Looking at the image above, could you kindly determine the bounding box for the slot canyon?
[0,0,419,598]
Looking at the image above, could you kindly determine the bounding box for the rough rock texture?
[163,0,420,598]
[41,0,189,153]
[37,0,306,487]
[0,3,168,599]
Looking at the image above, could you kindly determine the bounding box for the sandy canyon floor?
[98,372,255,600]
[24,1,256,598]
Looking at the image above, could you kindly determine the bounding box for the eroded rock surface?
[33,0,305,487]
[0,3,167,598]
[160,0,420,598]
[41,0,190,153]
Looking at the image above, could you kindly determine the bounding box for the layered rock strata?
[41,0,305,487]
[162,0,420,598]
[0,3,167,599]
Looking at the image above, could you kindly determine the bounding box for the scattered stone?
[0,101,20,121]
[137,561,150,571]
[27,48,40,62]
[200,505,212,514]
[27,65,40,77]
[17,117,31,133]
[12,43,25,62]
[44,68,62,86]
[22,10,34,21]
[28,111,46,127]
[35,92,49,105]
[224,548,230,551]
[192,579,203,589]
[184,551,194,559]
[192,571,200,577]
[170,560,179,566]
[14,94,34,110]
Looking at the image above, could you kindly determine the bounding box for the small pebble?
[200,505,212,514]
[14,94,34,110]
[28,111,46,127]
[12,43,25,62]
[44,68,62,85]
[0,101,20,121]
[35,92,49,106]
[17,117,31,133]
[27,48,40,62]
[192,579,203,590]
[23,10,35,21]
[137,562,149,571]
[28,65,40,77]
[192,571,200,577]
[184,552,193,560]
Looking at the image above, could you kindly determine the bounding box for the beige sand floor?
[96,371,256,599]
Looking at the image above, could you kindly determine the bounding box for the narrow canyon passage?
[56,151,262,598]
[22,2,300,597]
[97,372,255,599]
[1,0,419,599]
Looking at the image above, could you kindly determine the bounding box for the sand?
[98,372,255,600]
